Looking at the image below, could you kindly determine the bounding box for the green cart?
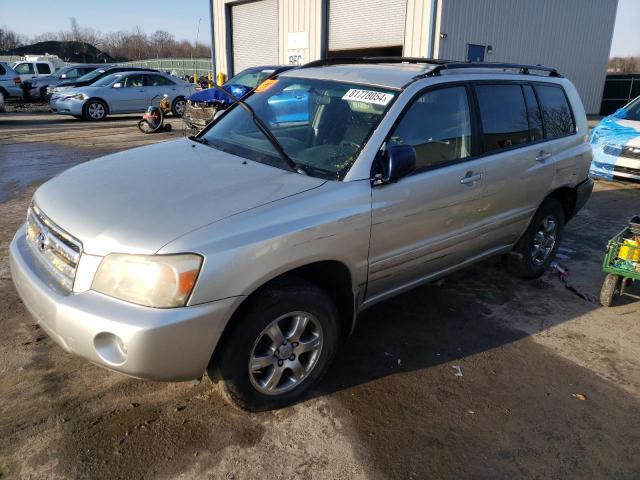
[600,216,640,307]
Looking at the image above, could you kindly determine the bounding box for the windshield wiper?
[189,135,208,145]
[204,82,308,175]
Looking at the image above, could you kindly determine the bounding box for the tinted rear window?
[0,64,5,75]
[475,84,529,152]
[36,63,51,74]
[535,84,575,138]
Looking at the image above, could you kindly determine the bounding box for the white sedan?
[50,71,196,120]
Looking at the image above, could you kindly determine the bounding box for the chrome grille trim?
[26,204,83,291]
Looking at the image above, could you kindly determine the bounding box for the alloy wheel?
[248,311,323,396]
[87,102,105,120]
[174,99,186,116]
[531,215,558,266]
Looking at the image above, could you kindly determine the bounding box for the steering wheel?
[338,140,360,157]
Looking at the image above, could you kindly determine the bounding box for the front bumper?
[10,226,239,381]
[590,147,640,182]
[50,96,85,116]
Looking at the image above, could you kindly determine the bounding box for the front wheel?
[600,274,621,307]
[210,282,339,411]
[503,198,565,279]
[171,96,186,117]
[83,99,107,121]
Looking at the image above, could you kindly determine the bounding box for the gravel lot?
[1,111,639,479]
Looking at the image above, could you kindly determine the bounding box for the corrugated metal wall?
[278,0,323,65]
[435,0,618,113]
[212,0,229,77]
[404,0,435,57]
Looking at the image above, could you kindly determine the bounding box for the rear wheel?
[83,99,107,121]
[600,274,620,307]
[0,90,5,112]
[210,282,339,411]
[503,198,565,279]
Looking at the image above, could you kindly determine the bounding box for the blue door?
[467,44,485,62]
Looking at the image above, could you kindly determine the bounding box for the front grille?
[25,204,82,291]
[619,146,640,160]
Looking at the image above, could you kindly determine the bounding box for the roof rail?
[423,61,562,78]
[299,56,451,69]
[299,56,562,78]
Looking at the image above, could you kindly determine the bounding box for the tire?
[600,274,620,307]
[83,99,108,121]
[171,96,186,117]
[210,281,339,411]
[0,90,5,113]
[503,198,565,279]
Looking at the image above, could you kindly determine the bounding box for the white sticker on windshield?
[342,89,394,106]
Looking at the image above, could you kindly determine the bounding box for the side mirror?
[374,144,416,184]
[112,82,122,89]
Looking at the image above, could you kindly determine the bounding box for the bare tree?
[608,56,640,74]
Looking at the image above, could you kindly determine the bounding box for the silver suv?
[10,59,593,410]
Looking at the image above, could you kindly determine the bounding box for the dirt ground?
[1,111,639,480]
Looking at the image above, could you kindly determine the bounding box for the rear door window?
[145,74,175,86]
[474,84,530,152]
[36,63,51,74]
[535,84,575,138]
[14,63,34,74]
[389,86,472,170]
[522,84,544,142]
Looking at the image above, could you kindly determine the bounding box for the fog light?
[94,332,128,365]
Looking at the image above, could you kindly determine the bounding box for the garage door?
[329,0,407,51]
[232,0,279,74]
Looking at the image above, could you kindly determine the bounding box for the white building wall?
[435,0,618,113]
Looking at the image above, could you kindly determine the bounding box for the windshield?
[201,77,396,179]
[226,68,274,88]
[625,96,640,121]
[76,68,109,83]
[91,73,123,87]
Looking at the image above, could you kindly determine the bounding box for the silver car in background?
[50,71,195,120]
[10,59,593,411]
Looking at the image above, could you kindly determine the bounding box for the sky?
[1,0,638,57]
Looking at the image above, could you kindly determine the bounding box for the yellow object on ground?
[619,239,640,262]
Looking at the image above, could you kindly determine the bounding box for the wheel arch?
[547,185,577,222]
[207,260,356,379]
[85,97,110,115]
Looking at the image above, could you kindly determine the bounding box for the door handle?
[536,151,552,162]
[460,172,482,185]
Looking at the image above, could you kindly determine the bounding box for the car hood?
[33,139,326,256]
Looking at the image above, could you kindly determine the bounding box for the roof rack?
[299,56,562,78]
[424,61,562,78]
[299,56,451,69]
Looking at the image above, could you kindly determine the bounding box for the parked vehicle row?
[0,61,23,103]
[10,58,593,411]
[23,64,104,101]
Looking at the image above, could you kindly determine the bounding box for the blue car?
[184,65,298,129]
[590,96,640,182]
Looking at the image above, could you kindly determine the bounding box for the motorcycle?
[137,94,173,134]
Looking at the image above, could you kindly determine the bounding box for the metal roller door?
[329,0,407,51]
[231,0,279,74]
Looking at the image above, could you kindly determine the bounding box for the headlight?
[92,253,203,308]
[65,93,87,101]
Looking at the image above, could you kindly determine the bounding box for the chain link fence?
[0,55,212,80]
[116,58,212,79]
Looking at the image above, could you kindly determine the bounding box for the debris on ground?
[550,262,598,303]
[572,393,588,401]
[452,366,463,377]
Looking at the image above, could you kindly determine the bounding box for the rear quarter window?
[535,84,575,139]
[36,63,51,74]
